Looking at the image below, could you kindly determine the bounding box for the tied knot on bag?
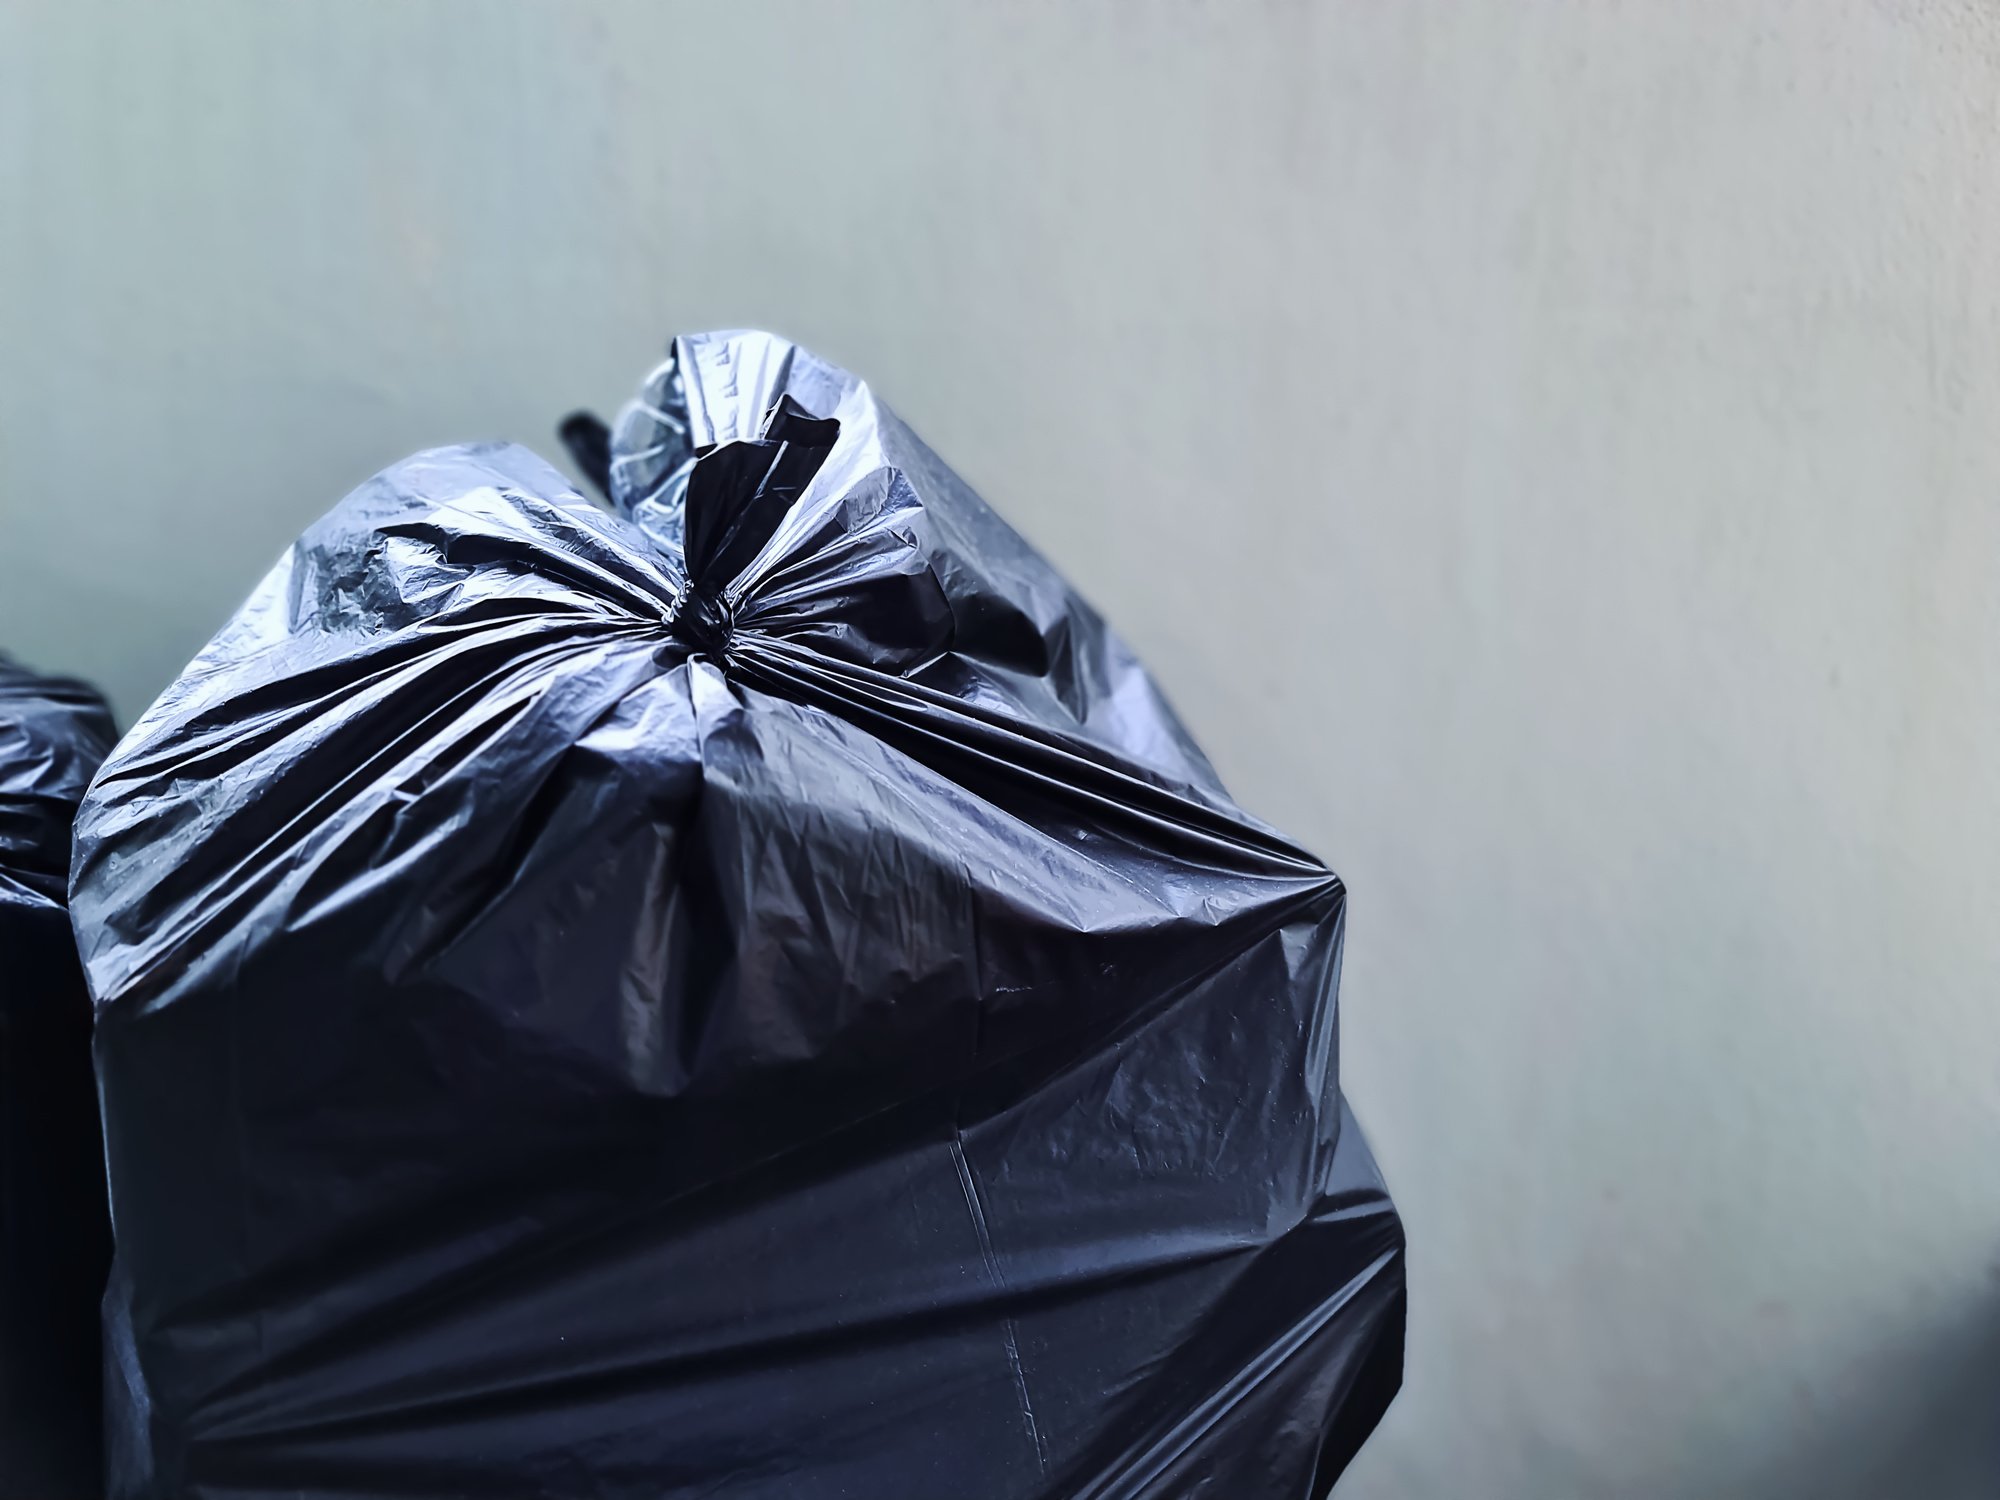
[579,369,953,676]
[667,579,736,656]
[663,394,841,660]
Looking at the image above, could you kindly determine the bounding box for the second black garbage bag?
[1,656,116,1499]
[72,331,1404,1499]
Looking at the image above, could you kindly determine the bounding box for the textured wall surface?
[4,3,1997,1496]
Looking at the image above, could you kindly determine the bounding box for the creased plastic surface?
[1,656,116,1498]
[72,331,1404,1499]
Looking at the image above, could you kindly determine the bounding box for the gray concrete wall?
[4,3,1997,1495]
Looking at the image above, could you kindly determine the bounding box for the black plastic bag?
[1,656,115,1498]
[71,331,1404,1498]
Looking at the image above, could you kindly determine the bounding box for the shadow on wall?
[1724,1285,2000,1500]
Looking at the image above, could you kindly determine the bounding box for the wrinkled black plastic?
[1,656,115,1498]
[72,332,1403,1499]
